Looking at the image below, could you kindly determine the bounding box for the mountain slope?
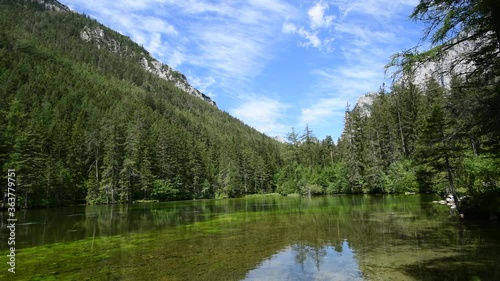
[79,24,217,106]
[0,0,281,207]
[32,0,216,106]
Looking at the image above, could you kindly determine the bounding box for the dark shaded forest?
[1,0,499,217]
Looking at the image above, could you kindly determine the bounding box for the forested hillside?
[0,0,281,207]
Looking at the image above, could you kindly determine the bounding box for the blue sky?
[63,0,424,141]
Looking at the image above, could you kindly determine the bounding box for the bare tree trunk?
[470,134,478,156]
[397,109,407,156]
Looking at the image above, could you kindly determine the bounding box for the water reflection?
[244,240,363,281]
[1,195,499,281]
[0,199,253,249]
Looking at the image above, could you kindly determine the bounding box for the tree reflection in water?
[244,240,363,281]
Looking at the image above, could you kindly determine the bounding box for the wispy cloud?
[282,0,335,51]
[230,96,291,136]
[300,97,346,125]
[282,23,323,49]
[333,0,419,22]
[312,66,381,96]
[181,1,297,95]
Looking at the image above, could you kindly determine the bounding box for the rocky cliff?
[42,0,216,107]
[79,25,216,106]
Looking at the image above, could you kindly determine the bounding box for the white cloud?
[312,66,381,98]
[191,26,265,83]
[154,0,298,96]
[139,17,178,35]
[332,0,422,34]
[282,22,330,50]
[282,22,324,48]
[166,48,185,69]
[281,1,335,51]
[300,97,346,125]
[299,28,322,48]
[282,0,418,54]
[308,1,334,30]
[334,24,396,47]
[230,96,291,136]
[282,22,298,34]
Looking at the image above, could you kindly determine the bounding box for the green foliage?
[382,160,419,194]
[458,155,500,213]
[460,156,500,193]
[151,179,180,201]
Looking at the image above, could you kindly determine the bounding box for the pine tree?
[340,103,364,193]
[415,77,464,207]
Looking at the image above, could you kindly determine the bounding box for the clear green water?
[1,195,499,280]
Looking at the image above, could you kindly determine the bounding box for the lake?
[1,194,499,280]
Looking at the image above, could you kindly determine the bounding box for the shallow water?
[1,195,499,280]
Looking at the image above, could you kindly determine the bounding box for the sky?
[62,0,424,141]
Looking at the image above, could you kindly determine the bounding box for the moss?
[0,210,284,281]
